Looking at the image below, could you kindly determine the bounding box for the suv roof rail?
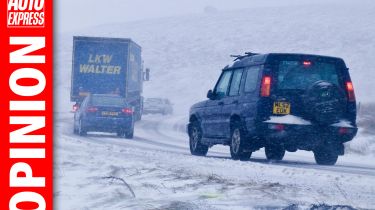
[230,52,259,61]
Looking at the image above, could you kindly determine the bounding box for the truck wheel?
[78,119,87,136]
[189,122,208,156]
[230,123,252,161]
[313,148,338,165]
[265,144,285,161]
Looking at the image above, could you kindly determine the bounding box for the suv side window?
[244,66,261,92]
[229,69,244,96]
[215,70,233,98]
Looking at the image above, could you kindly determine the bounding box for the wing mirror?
[207,89,215,100]
[144,68,150,81]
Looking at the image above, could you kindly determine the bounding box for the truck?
[70,36,149,120]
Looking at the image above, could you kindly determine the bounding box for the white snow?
[331,120,354,128]
[55,113,375,209]
[55,0,375,209]
[265,115,312,125]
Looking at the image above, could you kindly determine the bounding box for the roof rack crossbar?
[230,52,259,61]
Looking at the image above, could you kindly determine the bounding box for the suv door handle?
[218,101,224,106]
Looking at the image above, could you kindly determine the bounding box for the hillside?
[56,1,375,113]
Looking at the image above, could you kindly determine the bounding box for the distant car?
[187,53,357,165]
[74,94,134,138]
[143,98,173,115]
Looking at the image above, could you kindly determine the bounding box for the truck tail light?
[122,108,133,114]
[346,81,355,102]
[261,76,271,97]
[86,106,98,112]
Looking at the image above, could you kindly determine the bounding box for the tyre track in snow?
[135,115,228,157]
[57,113,216,157]
[140,114,375,177]
[57,112,375,177]
[56,112,375,209]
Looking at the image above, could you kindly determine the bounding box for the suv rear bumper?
[83,116,133,132]
[259,122,357,150]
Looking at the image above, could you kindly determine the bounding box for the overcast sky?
[56,0,310,33]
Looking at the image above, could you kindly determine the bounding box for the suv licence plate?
[273,102,290,115]
[102,111,119,116]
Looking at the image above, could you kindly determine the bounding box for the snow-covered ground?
[55,1,375,209]
[55,113,375,209]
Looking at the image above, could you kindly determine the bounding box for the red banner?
[0,0,53,209]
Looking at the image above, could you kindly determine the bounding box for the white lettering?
[10,149,45,159]
[10,37,45,63]
[10,101,45,111]
[9,68,46,97]
[34,0,44,11]
[9,191,46,210]
[10,116,45,143]
[8,0,18,10]
[10,163,45,187]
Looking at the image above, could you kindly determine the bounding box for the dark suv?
[187,53,357,165]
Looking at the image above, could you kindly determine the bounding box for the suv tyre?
[117,130,125,138]
[304,80,346,125]
[265,144,285,161]
[230,123,252,161]
[78,119,87,136]
[125,129,134,139]
[73,122,78,134]
[189,121,209,156]
[313,148,338,165]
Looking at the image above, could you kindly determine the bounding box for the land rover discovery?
[187,53,357,165]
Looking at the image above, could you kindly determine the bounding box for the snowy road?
[55,112,375,209]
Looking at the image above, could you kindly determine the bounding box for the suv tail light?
[346,81,355,102]
[268,124,285,131]
[73,104,80,112]
[86,106,98,112]
[339,127,348,135]
[261,76,271,97]
[122,108,133,114]
[303,61,312,66]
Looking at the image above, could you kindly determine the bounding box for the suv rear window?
[277,61,339,90]
[146,98,163,104]
[91,96,126,106]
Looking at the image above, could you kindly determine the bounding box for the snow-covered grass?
[345,103,375,155]
[55,113,375,209]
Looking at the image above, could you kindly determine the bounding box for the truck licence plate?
[273,102,290,115]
